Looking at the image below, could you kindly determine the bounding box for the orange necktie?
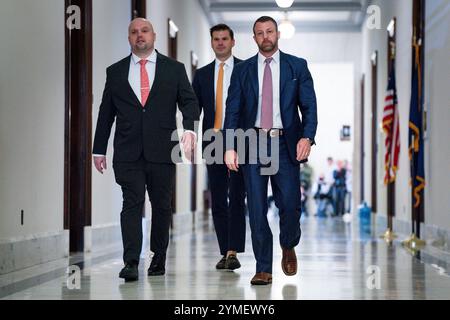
[214,62,225,130]
[139,59,150,106]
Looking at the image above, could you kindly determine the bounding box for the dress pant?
[113,156,175,265]
[242,135,301,274]
[206,163,246,256]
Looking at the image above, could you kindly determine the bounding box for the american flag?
[382,64,400,184]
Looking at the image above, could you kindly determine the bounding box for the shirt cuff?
[93,154,105,157]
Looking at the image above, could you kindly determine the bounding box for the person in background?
[333,160,347,217]
[344,160,352,214]
[300,163,313,217]
[312,174,331,217]
[325,156,337,215]
[192,24,246,271]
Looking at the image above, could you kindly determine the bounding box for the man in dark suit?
[224,16,318,285]
[192,24,246,271]
[93,18,199,281]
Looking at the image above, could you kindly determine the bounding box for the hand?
[225,150,239,172]
[296,138,312,161]
[181,131,196,162]
[94,156,107,174]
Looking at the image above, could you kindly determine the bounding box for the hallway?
[1,0,450,304]
[2,212,450,300]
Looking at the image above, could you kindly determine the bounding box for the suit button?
[143,109,146,112]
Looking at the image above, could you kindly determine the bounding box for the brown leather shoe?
[282,248,297,276]
[250,272,272,285]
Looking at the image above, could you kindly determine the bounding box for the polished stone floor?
[1,210,450,300]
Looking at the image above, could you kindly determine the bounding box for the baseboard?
[84,218,151,254]
[0,230,69,275]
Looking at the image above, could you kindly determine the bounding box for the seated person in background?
[312,174,332,218]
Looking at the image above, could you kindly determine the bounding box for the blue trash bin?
[358,202,371,233]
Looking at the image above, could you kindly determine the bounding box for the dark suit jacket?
[192,57,242,151]
[224,51,318,164]
[93,51,200,163]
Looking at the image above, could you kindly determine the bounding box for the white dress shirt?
[255,50,283,129]
[129,51,157,104]
[214,56,234,128]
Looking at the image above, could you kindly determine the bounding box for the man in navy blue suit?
[192,24,246,271]
[224,16,318,285]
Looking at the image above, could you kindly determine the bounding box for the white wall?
[424,0,450,229]
[91,0,131,227]
[148,0,213,71]
[307,63,355,178]
[0,0,65,239]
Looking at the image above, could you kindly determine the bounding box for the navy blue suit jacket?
[192,57,242,151]
[224,51,318,164]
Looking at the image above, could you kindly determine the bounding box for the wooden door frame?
[190,51,198,213]
[370,51,378,213]
[168,18,178,214]
[131,0,146,19]
[64,0,93,252]
[360,74,365,203]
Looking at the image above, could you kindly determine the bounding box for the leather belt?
[255,127,284,137]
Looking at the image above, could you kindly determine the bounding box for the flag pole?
[380,24,398,243]
[402,29,425,250]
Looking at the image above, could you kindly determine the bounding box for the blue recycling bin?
[358,202,371,233]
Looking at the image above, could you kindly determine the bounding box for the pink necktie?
[139,59,150,106]
[261,57,273,130]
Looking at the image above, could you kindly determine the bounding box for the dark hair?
[210,24,234,40]
[253,16,278,34]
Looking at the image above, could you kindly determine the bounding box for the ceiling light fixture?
[275,0,294,9]
[279,12,295,39]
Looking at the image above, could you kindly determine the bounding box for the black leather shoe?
[148,254,166,276]
[119,263,138,281]
[225,254,241,270]
[216,256,227,270]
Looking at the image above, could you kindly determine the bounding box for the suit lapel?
[206,61,215,116]
[119,55,142,107]
[145,52,166,106]
[279,51,290,98]
[248,55,259,100]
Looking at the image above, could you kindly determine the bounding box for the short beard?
[258,40,277,53]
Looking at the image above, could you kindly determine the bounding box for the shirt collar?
[215,55,234,69]
[258,49,280,64]
[131,49,157,65]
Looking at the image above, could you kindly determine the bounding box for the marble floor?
[1,210,450,300]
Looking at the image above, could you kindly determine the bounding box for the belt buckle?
[269,129,280,137]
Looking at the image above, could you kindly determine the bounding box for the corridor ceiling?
[198,0,370,32]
